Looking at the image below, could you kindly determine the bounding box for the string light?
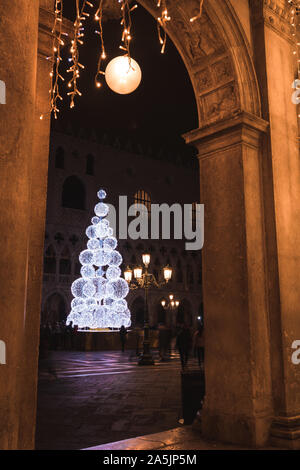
[67,0,94,109]
[119,0,136,65]
[44,0,205,117]
[190,0,204,23]
[157,0,171,54]
[40,0,65,120]
[95,0,106,88]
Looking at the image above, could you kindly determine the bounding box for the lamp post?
[161,295,180,327]
[161,294,180,310]
[124,253,172,365]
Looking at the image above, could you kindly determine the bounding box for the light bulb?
[105,56,142,95]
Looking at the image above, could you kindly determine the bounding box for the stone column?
[185,112,273,447]
[0,0,40,450]
[250,0,300,449]
[16,1,54,449]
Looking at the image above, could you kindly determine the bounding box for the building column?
[0,0,40,450]
[249,0,300,449]
[16,1,54,449]
[185,112,273,447]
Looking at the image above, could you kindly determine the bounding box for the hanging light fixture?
[105,55,142,95]
[43,0,205,116]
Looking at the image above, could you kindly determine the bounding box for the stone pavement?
[84,426,255,451]
[36,350,198,450]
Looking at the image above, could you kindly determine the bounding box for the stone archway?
[139,0,261,124]
[1,0,300,451]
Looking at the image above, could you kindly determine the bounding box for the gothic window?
[62,175,86,210]
[59,246,71,275]
[44,245,56,274]
[86,154,94,175]
[55,147,65,169]
[54,232,64,245]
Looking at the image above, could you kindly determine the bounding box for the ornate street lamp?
[124,254,172,365]
[161,294,180,311]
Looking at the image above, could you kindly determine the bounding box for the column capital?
[250,0,292,42]
[183,111,269,158]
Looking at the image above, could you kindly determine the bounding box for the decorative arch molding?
[138,0,261,126]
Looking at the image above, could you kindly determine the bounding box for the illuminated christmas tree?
[66,189,131,330]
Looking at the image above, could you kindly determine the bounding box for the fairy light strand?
[95,0,106,88]
[157,0,171,54]
[190,0,204,23]
[119,1,136,61]
[44,0,204,116]
[40,0,65,120]
[67,0,94,109]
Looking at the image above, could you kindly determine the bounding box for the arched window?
[86,154,94,175]
[44,245,56,274]
[55,147,65,169]
[62,175,86,210]
[59,246,71,275]
[134,190,151,213]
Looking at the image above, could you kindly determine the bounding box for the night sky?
[53,1,198,161]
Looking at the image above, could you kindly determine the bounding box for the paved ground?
[36,350,199,450]
[85,427,255,451]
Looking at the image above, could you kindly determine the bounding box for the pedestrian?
[176,323,192,371]
[119,325,127,352]
[193,323,205,370]
[158,323,170,361]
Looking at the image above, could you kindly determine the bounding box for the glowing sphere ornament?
[66,188,131,330]
[105,56,142,95]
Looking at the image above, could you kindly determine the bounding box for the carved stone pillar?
[185,112,273,447]
[16,1,54,449]
[249,0,300,449]
[0,0,40,450]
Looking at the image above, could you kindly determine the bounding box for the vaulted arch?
[139,0,261,126]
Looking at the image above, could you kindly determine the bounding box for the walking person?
[193,323,205,370]
[176,323,192,371]
[119,325,127,352]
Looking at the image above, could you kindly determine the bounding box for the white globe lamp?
[105,55,142,95]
